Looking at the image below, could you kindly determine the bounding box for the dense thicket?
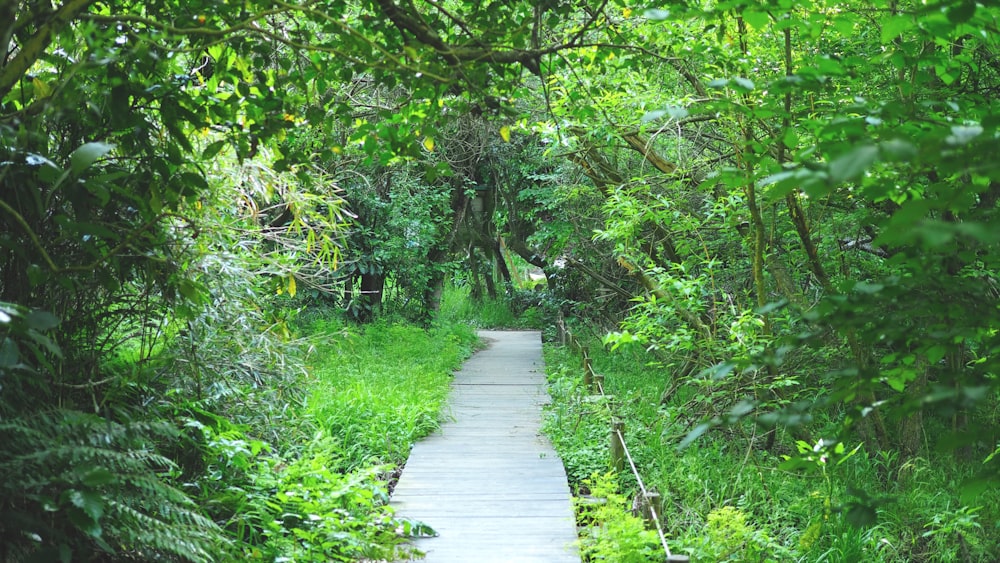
[1,0,999,560]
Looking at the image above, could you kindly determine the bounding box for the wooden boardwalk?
[391,330,580,563]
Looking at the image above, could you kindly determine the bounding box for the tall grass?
[303,315,479,470]
[437,283,546,328]
[437,283,519,327]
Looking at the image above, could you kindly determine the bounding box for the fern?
[0,409,229,562]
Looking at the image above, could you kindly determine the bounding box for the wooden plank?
[390,330,581,563]
[393,502,574,518]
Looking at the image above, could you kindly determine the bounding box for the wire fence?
[556,314,690,563]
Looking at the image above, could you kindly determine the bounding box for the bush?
[575,472,661,563]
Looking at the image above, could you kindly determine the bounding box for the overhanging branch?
[0,0,97,99]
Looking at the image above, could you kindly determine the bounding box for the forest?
[1,0,999,561]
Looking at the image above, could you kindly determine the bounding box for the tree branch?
[566,257,633,299]
[0,0,97,99]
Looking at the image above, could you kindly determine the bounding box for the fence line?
[556,314,690,563]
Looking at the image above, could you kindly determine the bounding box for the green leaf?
[26,310,59,331]
[946,125,982,145]
[732,77,755,91]
[880,15,912,43]
[828,145,878,184]
[202,140,226,160]
[742,10,769,30]
[82,467,116,487]
[832,14,857,37]
[641,109,667,123]
[877,200,933,245]
[678,421,713,449]
[727,400,755,420]
[921,345,945,365]
[0,337,18,368]
[26,264,46,286]
[178,279,208,304]
[27,329,62,358]
[70,143,115,175]
[782,129,798,149]
[845,502,878,527]
[960,476,993,505]
[78,490,104,521]
[879,139,917,161]
[701,361,737,380]
[853,281,884,294]
[947,2,976,23]
[757,299,788,314]
[886,374,905,392]
[178,171,210,194]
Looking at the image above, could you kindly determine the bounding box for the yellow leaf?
[422,136,435,152]
[32,78,52,99]
[500,126,511,143]
[288,276,296,297]
[623,7,632,18]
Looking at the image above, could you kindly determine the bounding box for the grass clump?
[438,283,547,329]
[304,316,478,470]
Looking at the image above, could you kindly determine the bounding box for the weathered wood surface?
[391,330,580,563]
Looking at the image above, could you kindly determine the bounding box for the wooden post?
[582,347,592,388]
[611,419,625,473]
[594,372,604,394]
[643,492,662,528]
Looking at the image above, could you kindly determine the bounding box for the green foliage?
[438,283,518,328]
[922,504,983,561]
[543,336,1000,562]
[163,317,475,560]
[7,0,1000,558]
[251,444,408,562]
[0,410,227,562]
[575,472,660,563]
[705,506,753,558]
[542,347,615,485]
[305,318,477,469]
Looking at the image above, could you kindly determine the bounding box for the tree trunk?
[899,356,928,459]
[469,248,483,300]
[494,238,514,293]
[483,249,497,299]
[423,186,470,317]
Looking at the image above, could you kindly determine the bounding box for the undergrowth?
[224,312,479,561]
[305,316,478,470]
[542,339,1000,563]
[0,304,477,562]
[437,283,546,329]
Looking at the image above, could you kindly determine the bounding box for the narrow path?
[391,330,580,563]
